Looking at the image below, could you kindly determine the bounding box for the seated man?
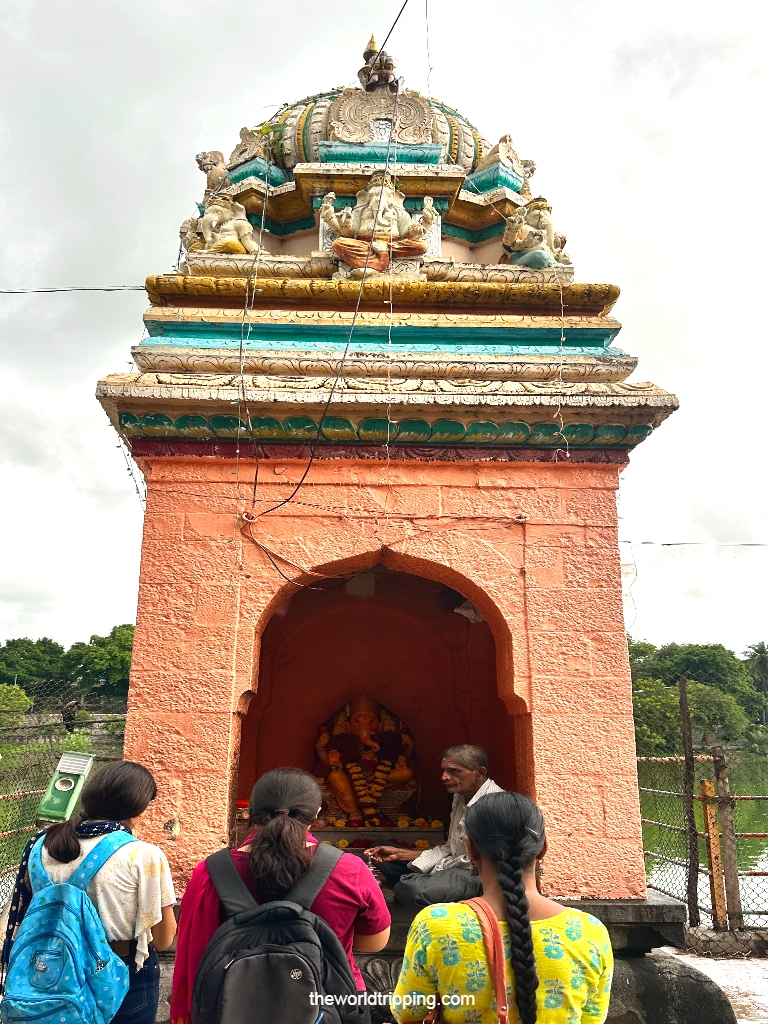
[365,744,502,908]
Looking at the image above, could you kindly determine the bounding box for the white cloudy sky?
[1,0,766,653]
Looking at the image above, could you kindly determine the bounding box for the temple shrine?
[97,39,678,903]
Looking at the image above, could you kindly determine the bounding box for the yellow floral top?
[392,904,613,1024]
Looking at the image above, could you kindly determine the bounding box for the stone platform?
[314,826,441,853]
[560,891,686,952]
[234,818,442,850]
[155,892,706,1024]
[353,893,726,1024]
[375,890,685,955]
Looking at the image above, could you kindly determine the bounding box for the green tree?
[744,726,768,755]
[745,642,768,724]
[0,637,68,706]
[0,682,33,727]
[745,642,768,693]
[627,637,657,680]
[632,678,679,755]
[632,677,749,755]
[688,682,749,747]
[59,625,134,699]
[629,640,765,722]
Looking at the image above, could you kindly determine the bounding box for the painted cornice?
[144,276,620,316]
[131,346,637,383]
[96,372,678,451]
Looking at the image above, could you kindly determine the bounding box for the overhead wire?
[372,0,410,64]
[625,542,768,548]
[460,174,572,459]
[234,126,275,518]
[0,286,144,294]
[235,2,413,585]
[116,440,147,511]
[244,85,405,524]
[424,0,433,96]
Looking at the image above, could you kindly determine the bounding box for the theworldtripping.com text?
[308,992,476,1009]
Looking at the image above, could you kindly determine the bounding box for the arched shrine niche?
[238,566,526,820]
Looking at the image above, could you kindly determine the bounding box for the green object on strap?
[37,752,94,823]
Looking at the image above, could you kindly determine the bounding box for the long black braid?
[464,792,546,1024]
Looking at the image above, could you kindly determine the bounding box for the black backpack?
[192,843,368,1024]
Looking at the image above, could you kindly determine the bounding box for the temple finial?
[363,33,379,61]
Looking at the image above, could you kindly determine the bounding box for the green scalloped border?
[118,412,652,447]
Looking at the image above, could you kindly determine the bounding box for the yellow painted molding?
[144,275,620,316]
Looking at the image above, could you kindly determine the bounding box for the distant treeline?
[630,639,768,755]
[0,625,134,708]
[2,626,766,756]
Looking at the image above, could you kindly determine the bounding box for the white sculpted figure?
[357,34,400,93]
[477,134,525,176]
[320,171,435,276]
[199,195,261,255]
[228,128,267,168]
[500,197,571,269]
[180,216,205,252]
[196,151,229,193]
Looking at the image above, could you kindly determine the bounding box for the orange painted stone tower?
[97,42,677,899]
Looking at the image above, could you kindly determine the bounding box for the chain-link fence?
[639,677,768,952]
[0,680,125,904]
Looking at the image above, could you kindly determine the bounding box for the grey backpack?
[192,844,367,1024]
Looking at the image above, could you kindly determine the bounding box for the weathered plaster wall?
[124,456,644,898]
[240,570,506,816]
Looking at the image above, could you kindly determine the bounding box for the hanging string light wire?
[244,88,405,524]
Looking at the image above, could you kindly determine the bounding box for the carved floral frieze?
[143,306,620,332]
[131,348,637,383]
[111,372,664,400]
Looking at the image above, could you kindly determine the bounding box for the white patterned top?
[41,834,175,968]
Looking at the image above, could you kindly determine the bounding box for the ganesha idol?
[314,693,418,827]
[320,171,435,277]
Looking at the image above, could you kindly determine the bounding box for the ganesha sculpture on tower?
[314,692,418,827]
[320,170,435,277]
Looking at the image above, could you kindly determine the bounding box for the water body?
[639,757,768,926]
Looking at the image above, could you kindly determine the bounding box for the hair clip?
[526,826,541,841]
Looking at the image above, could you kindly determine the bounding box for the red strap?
[461,897,509,1024]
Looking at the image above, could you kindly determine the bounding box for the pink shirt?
[170,836,391,1024]
[229,838,390,988]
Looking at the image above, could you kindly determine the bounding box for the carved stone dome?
[255,86,487,175]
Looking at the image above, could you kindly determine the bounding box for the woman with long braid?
[393,792,612,1024]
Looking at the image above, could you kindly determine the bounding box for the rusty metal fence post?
[712,745,744,930]
[700,779,727,929]
[678,675,701,926]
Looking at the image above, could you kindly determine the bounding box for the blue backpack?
[1,831,138,1024]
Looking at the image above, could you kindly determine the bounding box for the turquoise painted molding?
[316,142,444,164]
[228,157,287,187]
[311,196,355,209]
[140,320,622,353]
[464,162,524,195]
[442,221,505,244]
[310,196,450,214]
[402,197,450,213]
[118,410,653,448]
[246,213,317,236]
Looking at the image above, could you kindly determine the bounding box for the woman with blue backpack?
[0,760,177,1024]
